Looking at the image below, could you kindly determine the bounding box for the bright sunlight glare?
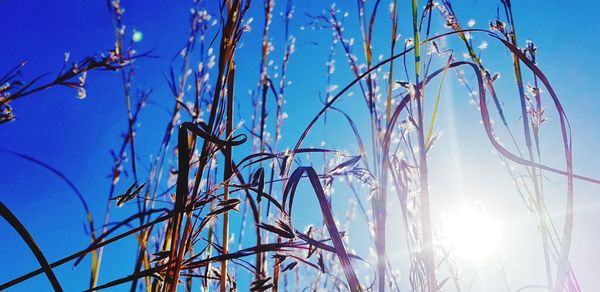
[442,205,503,261]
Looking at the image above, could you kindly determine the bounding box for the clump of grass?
[2,0,600,291]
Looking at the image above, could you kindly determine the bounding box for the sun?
[442,205,503,261]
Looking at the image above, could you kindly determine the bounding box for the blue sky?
[1,0,600,291]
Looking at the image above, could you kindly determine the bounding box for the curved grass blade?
[0,149,94,229]
[0,212,173,290]
[282,166,362,291]
[0,201,63,291]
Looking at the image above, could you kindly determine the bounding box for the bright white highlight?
[442,206,502,260]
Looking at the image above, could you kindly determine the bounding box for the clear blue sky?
[1,0,600,291]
